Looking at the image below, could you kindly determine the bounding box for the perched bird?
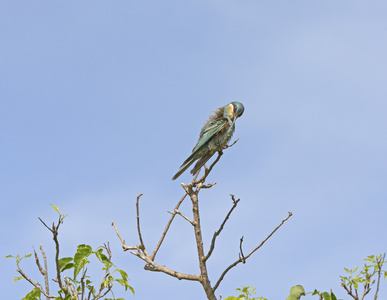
[172,102,244,180]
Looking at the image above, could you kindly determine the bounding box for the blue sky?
[1,1,387,299]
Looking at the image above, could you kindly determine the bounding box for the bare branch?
[131,250,201,281]
[40,245,50,298]
[202,182,217,189]
[17,268,56,299]
[244,212,293,260]
[150,192,188,261]
[168,209,194,225]
[52,222,65,293]
[239,237,246,264]
[111,222,138,251]
[136,194,146,251]
[33,245,50,300]
[205,195,240,261]
[38,217,53,233]
[213,212,293,291]
[374,253,385,300]
[342,283,357,299]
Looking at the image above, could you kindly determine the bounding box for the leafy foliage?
[225,254,385,300]
[224,286,267,300]
[311,289,339,300]
[6,205,134,300]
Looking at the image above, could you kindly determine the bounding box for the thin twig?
[40,245,50,299]
[131,249,202,281]
[33,245,50,300]
[239,237,246,264]
[374,253,385,300]
[80,269,86,300]
[17,268,56,299]
[136,194,146,251]
[38,217,53,233]
[168,209,194,225]
[213,212,293,291]
[111,222,138,251]
[342,283,356,299]
[150,192,188,261]
[53,217,65,294]
[205,195,240,261]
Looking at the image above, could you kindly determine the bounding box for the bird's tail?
[172,151,200,180]
[190,153,212,176]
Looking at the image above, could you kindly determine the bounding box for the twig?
[205,195,240,261]
[33,245,50,300]
[17,268,56,299]
[150,192,188,261]
[38,217,53,233]
[213,212,293,291]
[136,194,146,251]
[80,269,86,300]
[342,283,357,299]
[53,217,65,294]
[131,249,202,281]
[39,216,65,296]
[239,237,246,264]
[168,209,194,225]
[373,253,385,300]
[40,245,50,299]
[111,222,138,251]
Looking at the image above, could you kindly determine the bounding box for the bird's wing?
[192,118,227,153]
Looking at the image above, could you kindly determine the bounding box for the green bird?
[172,102,244,180]
[286,285,306,300]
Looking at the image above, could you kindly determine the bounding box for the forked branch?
[213,212,293,291]
[113,139,292,300]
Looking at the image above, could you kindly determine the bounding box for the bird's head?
[224,102,245,123]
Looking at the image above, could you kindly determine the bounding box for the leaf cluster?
[6,205,134,300]
[224,286,267,300]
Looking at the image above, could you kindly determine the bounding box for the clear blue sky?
[2,1,387,299]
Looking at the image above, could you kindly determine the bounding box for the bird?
[172,101,244,180]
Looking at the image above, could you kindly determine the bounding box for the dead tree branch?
[213,211,293,292]
[114,139,292,300]
[205,195,240,262]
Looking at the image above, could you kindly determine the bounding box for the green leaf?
[353,266,358,273]
[321,292,331,300]
[330,291,337,300]
[119,269,129,280]
[95,250,111,266]
[21,287,41,300]
[344,268,351,273]
[50,204,60,212]
[312,289,320,295]
[58,257,73,271]
[12,276,24,283]
[61,262,74,272]
[73,244,92,278]
[5,254,13,258]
